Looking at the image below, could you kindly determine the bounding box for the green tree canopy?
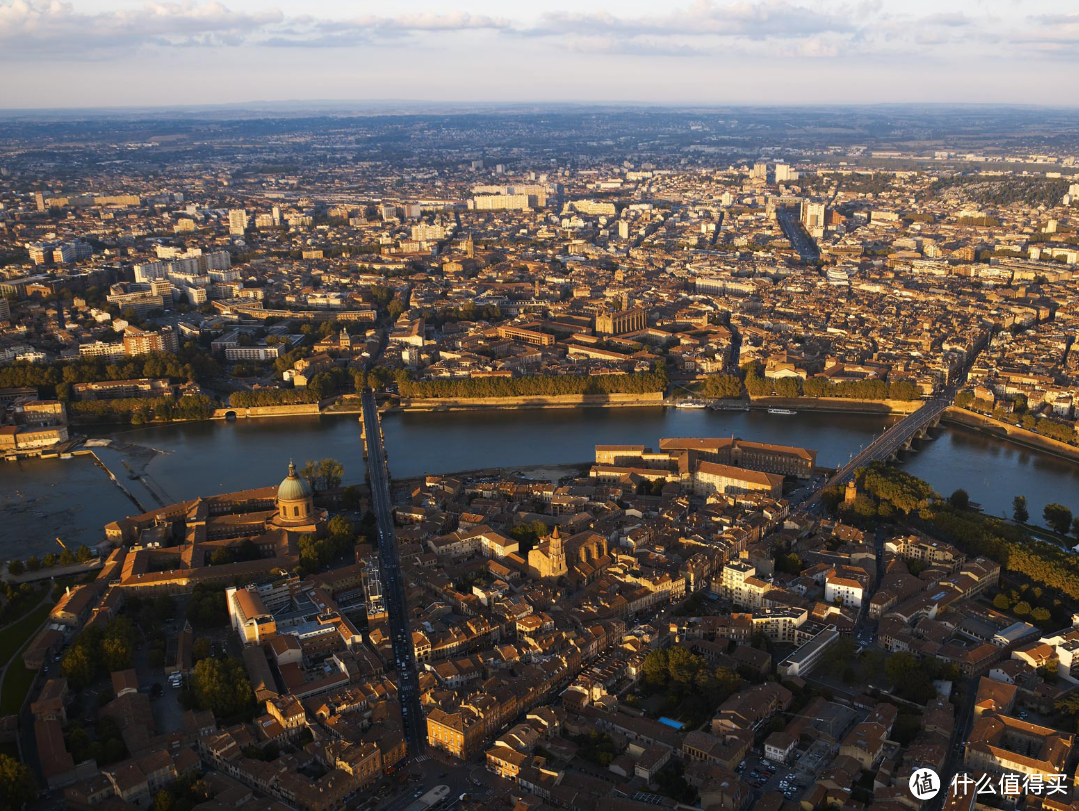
[0,754,37,811]
[1044,503,1073,536]
[1013,496,1029,524]
[301,458,344,491]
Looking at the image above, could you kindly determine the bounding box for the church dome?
[278,461,313,501]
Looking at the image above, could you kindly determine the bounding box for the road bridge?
[360,390,427,754]
[800,396,948,509]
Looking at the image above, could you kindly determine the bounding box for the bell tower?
[547,526,567,578]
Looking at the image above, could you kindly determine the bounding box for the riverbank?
[746,396,922,416]
[396,392,666,411]
[942,407,1079,464]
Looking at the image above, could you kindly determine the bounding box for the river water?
[1,407,1077,558]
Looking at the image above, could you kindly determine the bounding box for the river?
[1,407,1077,558]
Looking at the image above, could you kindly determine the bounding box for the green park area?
[0,601,54,715]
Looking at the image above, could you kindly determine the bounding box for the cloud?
[0,0,283,54]
[920,12,974,27]
[0,0,1073,66]
[265,11,511,48]
[560,35,709,57]
[521,1,857,40]
[0,0,519,56]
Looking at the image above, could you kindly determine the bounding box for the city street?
[362,390,427,752]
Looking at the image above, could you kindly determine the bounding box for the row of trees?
[955,392,1078,446]
[8,542,95,575]
[0,347,220,394]
[398,365,669,399]
[230,388,320,407]
[69,395,215,425]
[695,374,742,399]
[743,365,922,401]
[419,302,503,328]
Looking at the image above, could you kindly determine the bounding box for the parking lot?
[737,737,833,802]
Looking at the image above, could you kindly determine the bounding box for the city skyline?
[2,0,1079,108]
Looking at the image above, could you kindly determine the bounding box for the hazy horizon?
[2,0,1078,109]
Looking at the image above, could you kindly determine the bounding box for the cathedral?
[528,525,568,581]
[527,526,611,585]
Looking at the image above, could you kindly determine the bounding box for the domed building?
[276,460,315,526]
[104,459,327,595]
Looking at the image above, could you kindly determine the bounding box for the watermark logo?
[909,768,940,801]
[949,773,1068,797]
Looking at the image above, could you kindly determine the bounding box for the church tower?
[844,480,858,507]
[547,526,567,579]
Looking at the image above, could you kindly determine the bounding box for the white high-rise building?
[800,200,826,229]
[411,223,447,242]
[228,209,247,236]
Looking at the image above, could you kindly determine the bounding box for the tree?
[1044,503,1073,536]
[75,545,93,563]
[1013,496,1029,524]
[949,489,970,510]
[1013,601,1032,617]
[186,585,228,628]
[301,458,344,492]
[7,560,23,576]
[824,636,857,668]
[341,485,362,510]
[61,644,96,688]
[190,657,255,718]
[327,515,354,538]
[0,754,37,811]
[103,635,134,672]
[992,593,1011,611]
[696,374,742,399]
[153,791,174,811]
[884,652,919,684]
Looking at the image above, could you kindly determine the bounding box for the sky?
[0,0,1078,109]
